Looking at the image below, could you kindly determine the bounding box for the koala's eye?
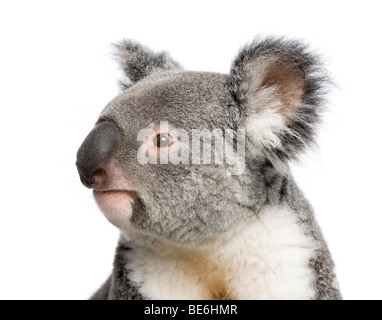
[154,133,173,148]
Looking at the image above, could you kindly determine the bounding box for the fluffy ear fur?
[113,40,182,90]
[229,37,329,170]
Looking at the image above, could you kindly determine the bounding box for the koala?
[76,37,341,300]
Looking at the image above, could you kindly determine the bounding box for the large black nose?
[76,121,121,189]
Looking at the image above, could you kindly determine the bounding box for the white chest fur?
[125,206,317,300]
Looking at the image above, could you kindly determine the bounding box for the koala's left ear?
[113,40,182,90]
[229,37,329,169]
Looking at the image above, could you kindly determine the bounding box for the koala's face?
[77,71,246,243]
[76,39,326,244]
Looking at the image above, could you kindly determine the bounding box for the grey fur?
[80,37,341,300]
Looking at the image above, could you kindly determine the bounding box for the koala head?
[76,37,327,244]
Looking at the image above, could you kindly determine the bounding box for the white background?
[0,0,381,300]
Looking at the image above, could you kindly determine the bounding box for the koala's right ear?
[113,40,182,90]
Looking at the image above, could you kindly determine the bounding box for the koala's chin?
[93,190,135,230]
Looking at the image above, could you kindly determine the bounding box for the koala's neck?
[256,159,297,207]
[120,204,317,299]
[236,158,302,210]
